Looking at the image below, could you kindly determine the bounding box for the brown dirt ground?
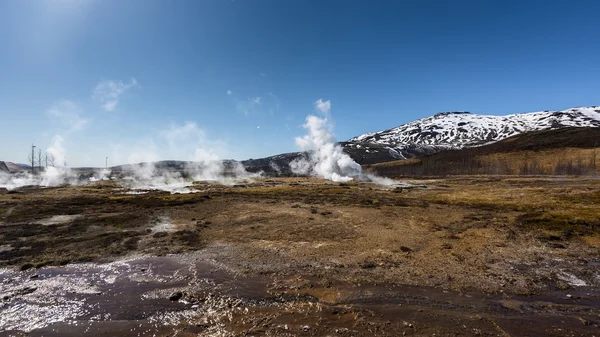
[1,176,599,335]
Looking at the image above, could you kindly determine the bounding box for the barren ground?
[1,177,599,336]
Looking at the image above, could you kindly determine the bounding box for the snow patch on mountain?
[349,106,600,148]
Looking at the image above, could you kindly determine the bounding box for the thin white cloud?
[47,100,88,131]
[227,90,232,95]
[267,92,281,116]
[315,98,331,114]
[93,78,137,112]
[160,121,206,146]
[237,96,262,116]
[158,121,225,162]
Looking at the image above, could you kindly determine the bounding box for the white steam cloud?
[114,122,262,193]
[290,99,397,185]
[315,98,331,114]
[1,121,262,193]
[0,135,78,190]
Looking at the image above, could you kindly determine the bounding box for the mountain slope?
[0,161,28,174]
[345,106,600,161]
[367,127,600,177]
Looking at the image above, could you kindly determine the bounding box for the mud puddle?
[1,252,599,336]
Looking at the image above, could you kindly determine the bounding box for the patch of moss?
[518,212,599,235]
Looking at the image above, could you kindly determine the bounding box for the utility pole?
[38,149,42,173]
[31,144,36,174]
[106,157,108,169]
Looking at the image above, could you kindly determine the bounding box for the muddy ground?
[0,177,599,336]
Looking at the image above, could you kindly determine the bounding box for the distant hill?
[366,127,600,177]
[0,161,28,174]
[5,106,599,177]
[243,106,600,174]
[345,106,600,162]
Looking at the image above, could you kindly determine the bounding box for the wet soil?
[1,252,599,336]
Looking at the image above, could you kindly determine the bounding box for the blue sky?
[1,0,599,166]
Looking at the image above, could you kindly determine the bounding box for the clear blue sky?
[1,0,598,166]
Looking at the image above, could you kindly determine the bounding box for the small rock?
[302,325,310,332]
[566,294,573,299]
[169,291,183,301]
[20,263,34,271]
[17,286,37,296]
[400,246,413,253]
[29,274,39,279]
[361,262,377,269]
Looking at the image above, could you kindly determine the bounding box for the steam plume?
[291,99,396,185]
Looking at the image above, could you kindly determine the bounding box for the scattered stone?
[302,325,310,332]
[20,263,34,271]
[442,243,453,250]
[29,274,39,279]
[566,294,573,299]
[400,246,413,253]
[17,286,37,296]
[332,308,346,315]
[169,291,183,301]
[361,262,377,269]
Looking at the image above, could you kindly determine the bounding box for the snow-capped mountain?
[345,106,600,161]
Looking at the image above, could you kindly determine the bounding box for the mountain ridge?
[344,106,600,162]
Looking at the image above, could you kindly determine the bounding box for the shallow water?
[1,252,599,336]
